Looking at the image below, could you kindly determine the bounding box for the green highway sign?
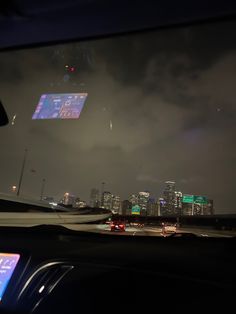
[131,205,141,215]
[182,195,208,204]
[194,195,207,205]
[182,195,194,203]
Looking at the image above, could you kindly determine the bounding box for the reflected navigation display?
[32,93,88,120]
[0,253,20,301]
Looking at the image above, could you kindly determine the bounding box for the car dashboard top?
[0,225,235,313]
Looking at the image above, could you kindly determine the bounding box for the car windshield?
[0,19,235,237]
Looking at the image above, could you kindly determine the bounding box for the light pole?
[40,178,46,201]
[17,148,28,197]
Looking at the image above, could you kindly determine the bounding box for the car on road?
[162,223,177,234]
[110,221,125,232]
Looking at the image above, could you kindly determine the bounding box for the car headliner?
[1,0,236,50]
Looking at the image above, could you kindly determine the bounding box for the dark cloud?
[0,19,235,213]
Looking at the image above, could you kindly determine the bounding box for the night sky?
[0,19,235,213]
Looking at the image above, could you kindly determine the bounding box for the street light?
[12,185,17,193]
[40,178,46,201]
[17,148,28,197]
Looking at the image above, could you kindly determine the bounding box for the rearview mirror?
[0,100,9,126]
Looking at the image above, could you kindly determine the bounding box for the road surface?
[0,215,235,237]
[60,223,236,237]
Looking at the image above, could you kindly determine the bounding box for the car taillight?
[119,224,124,228]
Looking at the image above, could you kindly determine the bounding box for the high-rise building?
[205,199,214,215]
[102,191,113,210]
[158,197,165,216]
[90,188,100,208]
[112,195,121,214]
[194,198,214,215]
[61,193,75,206]
[174,191,182,215]
[162,181,176,215]
[129,194,138,205]
[163,181,175,205]
[122,200,132,215]
[138,191,150,216]
[147,198,158,216]
[181,202,192,215]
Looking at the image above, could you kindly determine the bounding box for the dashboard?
[0,225,235,313]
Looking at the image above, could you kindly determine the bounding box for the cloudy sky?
[0,19,235,213]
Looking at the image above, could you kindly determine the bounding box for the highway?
[0,214,235,237]
[60,223,236,237]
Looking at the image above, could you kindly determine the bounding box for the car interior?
[0,1,236,313]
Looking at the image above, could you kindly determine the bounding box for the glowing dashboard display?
[32,93,88,120]
[0,253,20,301]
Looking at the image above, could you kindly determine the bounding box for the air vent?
[17,261,74,312]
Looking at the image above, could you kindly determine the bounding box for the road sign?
[194,195,207,204]
[182,195,208,204]
[131,205,141,215]
[182,195,194,203]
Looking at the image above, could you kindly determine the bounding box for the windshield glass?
[0,19,235,237]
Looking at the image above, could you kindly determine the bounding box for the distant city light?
[49,202,58,207]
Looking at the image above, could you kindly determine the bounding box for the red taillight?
[119,224,124,228]
[111,224,115,227]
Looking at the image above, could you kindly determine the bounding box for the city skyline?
[47,181,209,204]
[6,177,215,209]
[55,181,213,217]
[3,173,218,214]
[55,180,213,216]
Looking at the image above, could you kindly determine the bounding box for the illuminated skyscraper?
[162,181,176,215]
[205,199,214,215]
[147,198,158,216]
[129,194,138,205]
[158,197,165,216]
[102,191,113,210]
[138,191,150,216]
[112,195,121,214]
[61,192,75,206]
[174,191,183,215]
